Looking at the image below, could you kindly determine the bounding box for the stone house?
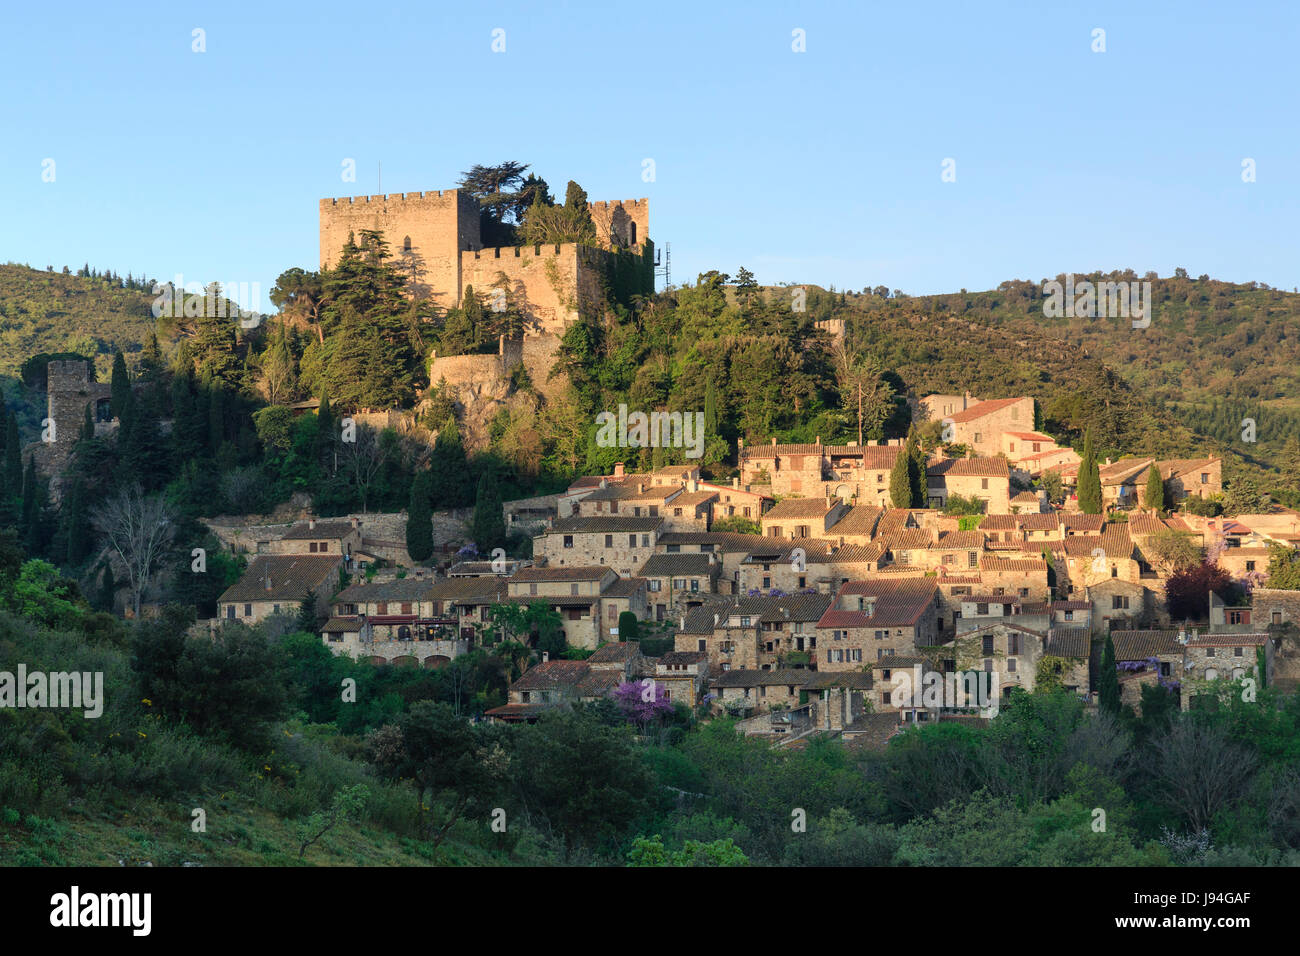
[1180,633,1273,709]
[760,495,851,540]
[928,396,1035,457]
[925,457,1012,513]
[654,651,711,706]
[676,593,832,672]
[710,669,811,716]
[217,553,342,625]
[266,515,365,563]
[504,565,623,650]
[638,552,720,621]
[534,515,664,576]
[1085,579,1155,634]
[816,577,941,670]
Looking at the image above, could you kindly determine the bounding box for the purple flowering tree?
[612,680,675,730]
[457,543,480,559]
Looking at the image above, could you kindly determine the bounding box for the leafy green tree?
[471,471,507,554]
[627,835,749,866]
[297,589,320,634]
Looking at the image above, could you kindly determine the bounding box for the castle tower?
[25,360,114,484]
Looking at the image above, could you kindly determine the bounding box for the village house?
[1099,457,1223,509]
[676,592,833,672]
[638,552,721,620]
[216,553,342,626]
[654,651,711,706]
[1180,633,1273,709]
[816,577,941,669]
[424,575,509,640]
[483,643,649,723]
[736,539,833,594]
[534,515,664,576]
[322,572,470,667]
[737,438,904,503]
[924,396,1036,457]
[504,565,647,649]
[1086,579,1156,633]
[760,495,851,540]
[925,456,1012,514]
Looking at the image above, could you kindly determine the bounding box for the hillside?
[0,263,161,381]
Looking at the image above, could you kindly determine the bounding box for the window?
[244,603,252,617]
[530,583,538,596]
[642,535,650,547]
[981,478,989,490]
[648,579,661,592]
[974,433,982,444]
[1008,658,1017,672]
[1111,566,1118,578]
[690,579,699,592]
[604,534,613,548]
[1273,611,1283,625]
[649,506,658,517]
[401,603,412,614]
[1201,473,1209,484]
[309,542,318,552]
[1228,610,1244,626]
[1204,668,1218,680]
[982,635,994,654]
[1233,646,1244,657]
[1206,647,1215,657]
[1007,634,1020,655]
[977,603,988,615]
[378,602,388,614]
[570,583,579,596]
[226,605,235,619]
[1246,561,1256,572]
[674,508,683,517]
[320,542,328,552]
[762,576,771,588]
[403,236,411,252]
[563,535,574,549]
[968,552,978,568]
[983,658,993,672]
[1112,596,1130,610]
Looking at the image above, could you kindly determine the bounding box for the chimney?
[350,516,359,529]
[542,651,549,663]
[1104,458,1112,466]
[638,482,646,494]
[613,462,625,479]
[264,571,272,592]
[308,516,316,530]
[772,437,777,446]
[688,479,699,493]
[599,478,608,489]
[816,435,821,447]
[732,477,739,489]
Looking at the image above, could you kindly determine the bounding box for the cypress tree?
[429,421,472,508]
[20,455,46,556]
[1098,633,1122,715]
[97,562,117,613]
[64,479,90,565]
[81,402,95,442]
[314,395,334,473]
[4,412,21,493]
[888,443,911,508]
[1078,429,1102,515]
[110,351,133,427]
[907,431,926,507]
[471,471,506,553]
[1144,464,1165,512]
[296,589,320,634]
[405,470,434,562]
[207,384,225,455]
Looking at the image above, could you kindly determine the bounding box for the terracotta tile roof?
[944,397,1028,424]
[588,642,640,663]
[711,669,813,688]
[602,577,647,597]
[427,576,509,604]
[583,483,680,502]
[841,713,904,750]
[740,443,825,459]
[1012,491,1040,503]
[1046,628,1091,658]
[550,515,663,533]
[218,554,342,604]
[672,490,718,508]
[764,497,841,520]
[932,530,986,550]
[743,539,834,563]
[658,531,771,552]
[1099,458,1155,485]
[511,659,591,691]
[1004,431,1056,442]
[802,671,874,689]
[1110,630,1182,660]
[1126,514,1169,535]
[1061,514,1105,532]
[981,515,1019,531]
[281,519,357,540]
[511,565,610,582]
[980,556,1048,572]
[1187,633,1269,647]
[829,506,884,537]
[1159,457,1220,478]
[879,529,934,552]
[322,616,363,633]
[875,509,917,536]
[927,457,1011,479]
[334,577,438,603]
[575,670,624,697]
[819,578,938,629]
[1062,531,1133,559]
[828,542,886,564]
[1016,513,1061,531]
[639,553,715,577]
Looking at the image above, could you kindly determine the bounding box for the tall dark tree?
[1098,633,1121,715]
[110,351,133,426]
[888,441,911,509]
[428,422,473,509]
[1078,428,1102,515]
[471,471,506,553]
[405,470,434,562]
[1144,464,1165,512]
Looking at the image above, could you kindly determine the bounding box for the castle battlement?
[587,198,649,211]
[471,243,589,260]
[321,189,462,206]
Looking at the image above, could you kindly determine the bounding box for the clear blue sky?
[1,0,1296,312]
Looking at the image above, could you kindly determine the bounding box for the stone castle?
[25,360,116,485]
[319,187,652,444]
[319,188,650,331]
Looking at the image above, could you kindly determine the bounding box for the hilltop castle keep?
[319,188,650,331]
[319,187,653,446]
[25,360,116,489]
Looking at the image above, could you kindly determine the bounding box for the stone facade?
[26,360,115,485]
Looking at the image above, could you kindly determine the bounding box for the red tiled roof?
[944,397,1028,424]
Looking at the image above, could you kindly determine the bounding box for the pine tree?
[1098,633,1121,715]
[207,385,225,456]
[20,455,46,556]
[1144,463,1165,512]
[888,442,911,508]
[4,411,22,492]
[63,479,90,566]
[405,471,434,562]
[471,471,506,553]
[97,562,117,613]
[1078,429,1102,515]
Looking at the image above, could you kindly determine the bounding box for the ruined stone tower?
[25,360,115,483]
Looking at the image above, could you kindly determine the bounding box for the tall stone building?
[24,360,115,487]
